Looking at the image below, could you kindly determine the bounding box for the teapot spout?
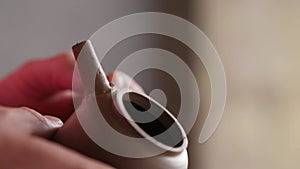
[72,40,111,95]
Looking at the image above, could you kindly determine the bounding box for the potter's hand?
[0,52,75,121]
[0,106,113,169]
[0,52,144,121]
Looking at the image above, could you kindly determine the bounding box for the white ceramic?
[54,40,188,169]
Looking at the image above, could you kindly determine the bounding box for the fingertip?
[44,115,64,128]
[108,71,145,93]
[65,50,76,66]
[54,51,75,67]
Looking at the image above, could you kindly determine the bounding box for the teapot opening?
[121,92,186,150]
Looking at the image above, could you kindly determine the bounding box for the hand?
[0,52,143,121]
[0,106,113,169]
[0,52,75,121]
[0,52,144,169]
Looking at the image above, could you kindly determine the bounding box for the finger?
[36,90,76,122]
[0,52,77,115]
[18,52,75,98]
[0,107,63,138]
[0,52,75,106]
[1,135,114,169]
[107,71,144,93]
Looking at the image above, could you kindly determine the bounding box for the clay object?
[54,40,188,169]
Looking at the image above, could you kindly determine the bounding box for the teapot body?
[54,91,188,169]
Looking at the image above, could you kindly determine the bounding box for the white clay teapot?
[54,40,188,169]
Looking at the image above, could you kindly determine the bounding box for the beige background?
[189,0,300,169]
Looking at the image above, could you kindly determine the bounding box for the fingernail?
[44,115,64,128]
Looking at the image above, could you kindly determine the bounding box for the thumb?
[0,106,63,138]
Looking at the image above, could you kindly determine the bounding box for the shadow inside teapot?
[122,91,185,149]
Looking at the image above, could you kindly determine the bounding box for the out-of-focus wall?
[189,0,300,169]
[0,0,163,77]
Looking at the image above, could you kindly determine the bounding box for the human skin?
[0,106,114,169]
[0,52,143,169]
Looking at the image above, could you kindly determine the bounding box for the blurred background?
[0,0,299,169]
